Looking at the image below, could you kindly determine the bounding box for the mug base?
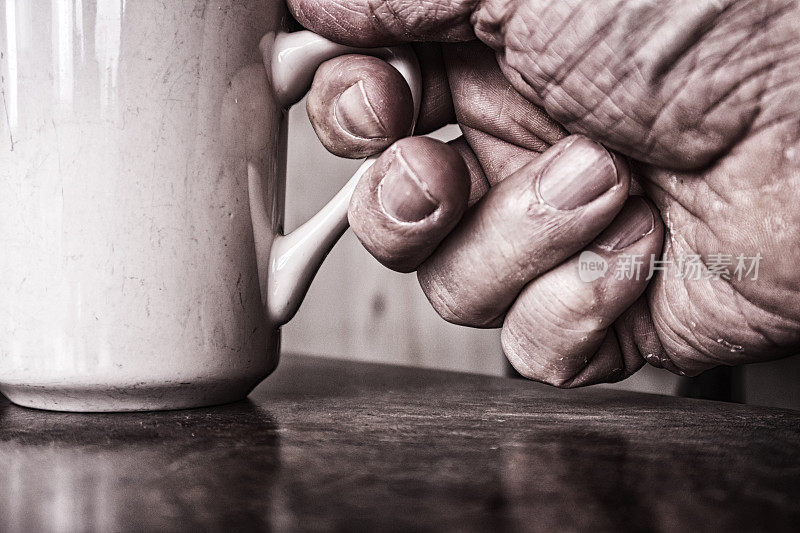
[0,376,262,413]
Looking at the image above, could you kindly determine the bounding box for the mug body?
[0,0,287,411]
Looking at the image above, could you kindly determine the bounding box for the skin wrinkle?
[535,0,586,58]
[644,76,741,167]
[756,61,800,120]
[641,187,691,254]
[441,46,569,194]
[695,59,772,131]
[466,109,556,155]
[652,260,771,370]
[370,0,476,41]
[732,290,800,355]
[647,270,703,374]
[684,127,797,313]
[315,1,356,35]
[642,2,733,84]
[420,137,625,328]
[730,281,800,338]
[424,274,484,326]
[422,202,511,326]
[695,167,736,217]
[373,0,410,38]
[550,16,633,102]
[729,287,780,352]
[560,330,623,388]
[613,305,652,373]
[527,278,593,333]
[539,18,614,110]
[412,44,457,133]
[653,240,733,363]
[471,0,517,46]
[630,5,716,145]
[503,230,658,386]
[448,136,491,204]
[705,3,779,76]
[621,298,670,368]
[713,0,789,46]
[482,204,531,282]
[597,53,657,142]
[752,106,800,137]
[505,301,588,379]
[502,334,548,382]
[649,5,790,163]
[558,52,647,139]
[588,43,641,128]
[293,0,800,381]
[510,56,658,161]
[445,43,567,154]
[506,304,604,387]
[657,181,724,247]
[489,0,795,170]
[460,126,537,184]
[674,278,737,367]
[702,35,799,121]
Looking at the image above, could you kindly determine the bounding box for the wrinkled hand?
[289,0,800,385]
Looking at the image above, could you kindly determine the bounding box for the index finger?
[288,0,478,46]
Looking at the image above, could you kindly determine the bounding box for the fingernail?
[335,80,387,139]
[539,138,618,210]
[379,150,439,222]
[596,196,656,251]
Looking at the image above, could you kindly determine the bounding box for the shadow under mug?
[0,0,420,412]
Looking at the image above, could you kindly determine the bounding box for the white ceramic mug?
[0,0,419,411]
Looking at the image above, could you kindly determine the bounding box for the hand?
[289,0,800,385]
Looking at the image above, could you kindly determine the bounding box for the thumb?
[287,0,477,45]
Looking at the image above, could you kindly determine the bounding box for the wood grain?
[2,355,797,532]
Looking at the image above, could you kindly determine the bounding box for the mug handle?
[255,30,422,326]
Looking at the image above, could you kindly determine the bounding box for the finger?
[418,135,630,328]
[412,44,457,134]
[442,42,567,185]
[448,136,490,206]
[288,0,477,46]
[307,54,414,158]
[348,136,470,272]
[502,197,665,387]
[460,126,554,186]
[306,44,455,158]
[443,42,567,157]
[612,295,683,376]
[308,41,566,168]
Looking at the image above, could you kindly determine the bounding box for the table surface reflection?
[1,355,798,532]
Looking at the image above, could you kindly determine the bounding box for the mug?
[0,0,420,411]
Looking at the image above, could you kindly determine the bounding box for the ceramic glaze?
[0,0,420,412]
[0,0,286,411]
[265,30,421,326]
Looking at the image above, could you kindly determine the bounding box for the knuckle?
[417,267,503,327]
[500,314,593,388]
[472,0,514,47]
[499,280,609,387]
[496,0,797,168]
[368,0,476,40]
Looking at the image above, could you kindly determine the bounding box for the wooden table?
[1,355,798,532]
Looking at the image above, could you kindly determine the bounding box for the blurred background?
[283,99,800,411]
